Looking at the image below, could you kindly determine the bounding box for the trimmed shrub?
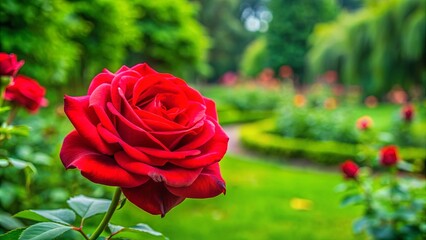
[241,119,426,169]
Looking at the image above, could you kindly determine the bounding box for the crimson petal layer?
[64,95,114,155]
[60,131,148,188]
[166,163,226,198]
[122,181,185,216]
[115,151,202,187]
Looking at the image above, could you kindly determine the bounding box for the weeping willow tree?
[308,0,426,99]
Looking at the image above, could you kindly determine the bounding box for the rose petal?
[204,98,218,121]
[174,120,215,151]
[87,71,114,94]
[109,70,140,113]
[115,152,203,187]
[64,95,114,155]
[169,119,229,168]
[130,63,158,76]
[97,125,168,166]
[88,84,118,134]
[107,102,168,150]
[122,181,185,216]
[60,131,148,188]
[166,163,226,198]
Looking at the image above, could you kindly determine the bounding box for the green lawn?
[110,154,364,240]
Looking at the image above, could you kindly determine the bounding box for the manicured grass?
[111,155,364,240]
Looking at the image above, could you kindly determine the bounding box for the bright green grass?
[111,155,364,240]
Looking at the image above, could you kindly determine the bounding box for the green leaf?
[341,194,364,207]
[108,223,124,235]
[0,159,9,167]
[67,195,111,219]
[117,198,127,210]
[127,223,163,237]
[18,222,72,240]
[397,160,414,172]
[352,217,368,234]
[0,212,24,230]
[0,228,25,240]
[108,223,166,239]
[15,209,76,225]
[0,106,11,114]
[8,158,37,174]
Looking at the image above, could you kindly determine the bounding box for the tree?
[127,0,210,80]
[308,0,426,99]
[196,0,258,82]
[0,0,81,86]
[266,0,338,81]
[69,0,140,85]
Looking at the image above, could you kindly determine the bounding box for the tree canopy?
[265,0,338,80]
[308,0,426,98]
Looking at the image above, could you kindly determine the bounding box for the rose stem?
[6,105,18,125]
[89,188,122,240]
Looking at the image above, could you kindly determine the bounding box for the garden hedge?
[240,119,426,171]
[218,108,275,125]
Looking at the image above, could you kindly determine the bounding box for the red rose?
[60,64,229,216]
[356,116,373,131]
[0,52,24,77]
[379,145,399,166]
[340,160,359,179]
[401,104,414,122]
[5,75,48,113]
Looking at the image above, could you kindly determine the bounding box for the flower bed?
[240,119,426,170]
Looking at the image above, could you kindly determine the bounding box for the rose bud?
[5,75,48,113]
[60,63,229,216]
[340,160,359,179]
[401,104,414,122]
[0,52,25,77]
[356,116,373,131]
[379,145,399,166]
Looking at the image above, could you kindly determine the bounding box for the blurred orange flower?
[324,97,337,110]
[356,116,373,131]
[293,94,306,107]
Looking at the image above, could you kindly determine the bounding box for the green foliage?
[111,155,362,240]
[276,106,359,144]
[196,0,255,81]
[67,195,111,220]
[19,222,73,240]
[339,165,426,239]
[0,0,81,86]
[2,194,165,239]
[241,119,426,166]
[239,37,268,78]
[266,0,338,78]
[128,0,210,79]
[199,85,284,124]
[308,0,426,98]
[70,0,140,83]
[0,0,209,86]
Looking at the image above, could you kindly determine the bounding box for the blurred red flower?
[340,160,359,179]
[401,104,414,122]
[5,75,48,113]
[379,146,399,166]
[0,52,24,77]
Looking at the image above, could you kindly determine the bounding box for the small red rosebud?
[379,145,399,166]
[0,52,25,77]
[356,116,373,131]
[341,160,359,179]
[5,75,48,113]
[401,104,414,122]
